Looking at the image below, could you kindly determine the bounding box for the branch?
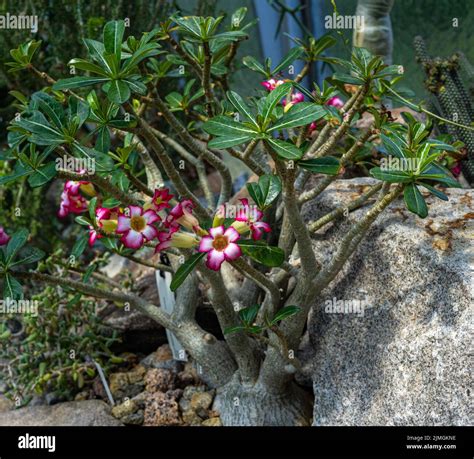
[308,182,383,232]
[202,42,214,117]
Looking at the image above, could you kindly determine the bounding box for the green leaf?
[298,156,340,175]
[208,134,253,149]
[270,305,301,325]
[95,126,111,153]
[53,76,109,91]
[380,133,405,159]
[31,92,65,129]
[238,304,261,326]
[88,197,98,222]
[6,229,29,263]
[75,216,92,226]
[9,247,45,268]
[101,198,121,208]
[370,167,413,183]
[404,183,428,218]
[238,239,284,267]
[418,182,448,201]
[223,325,246,335]
[332,73,365,85]
[242,55,267,75]
[272,47,303,74]
[226,91,257,127]
[3,273,23,300]
[269,103,325,132]
[106,80,131,104]
[261,82,292,124]
[68,58,109,77]
[170,252,205,292]
[103,20,125,62]
[27,162,57,188]
[202,116,257,137]
[266,138,303,160]
[71,233,88,259]
[246,174,282,209]
[420,164,461,188]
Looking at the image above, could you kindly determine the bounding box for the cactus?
[414,36,474,184]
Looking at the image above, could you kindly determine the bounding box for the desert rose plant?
[0,10,465,425]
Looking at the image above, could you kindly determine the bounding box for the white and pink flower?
[198,226,242,271]
[0,227,10,246]
[58,188,88,218]
[116,206,160,249]
[233,198,271,241]
[261,78,285,91]
[164,199,200,232]
[148,188,174,212]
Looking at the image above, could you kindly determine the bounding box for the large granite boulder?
[301,178,473,425]
[0,400,123,426]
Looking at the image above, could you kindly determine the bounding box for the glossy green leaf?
[269,102,325,132]
[103,20,125,62]
[238,239,284,267]
[404,183,428,218]
[370,167,413,183]
[27,162,57,187]
[3,273,23,300]
[261,82,292,124]
[227,91,257,126]
[208,134,253,149]
[106,80,131,104]
[170,252,205,291]
[298,156,340,175]
[53,76,109,91]
[9,247,45,268]
[238,304,261,326]
[202,115,257,137]
[266,138,303,160]
[6,229,29,263]
[270,305,301,325]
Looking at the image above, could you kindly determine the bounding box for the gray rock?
[301,178,473,426]
[0,400,123,426]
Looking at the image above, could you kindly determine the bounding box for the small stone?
[145,369,176,393]
[0,395,13,413]
[92,378,108,400]
[155,344,173,361]
[202,417,222,426]
[182,409,203,426]
[144,392,182,426]
[131,391,147,410]
[190,391,213,414]
[166,389,183,401]
[179,385,206,412]
[121,410,144,425]
[127,365,146,384]
[111,400,137,419]
[74,391,90,402]
[109,373,129,397]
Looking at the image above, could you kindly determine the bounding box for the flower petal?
[129,205,142,217]
[116,215,131,233]
[206,249,225,271]
[199,236,214,253]
[143,209,161,224]
[223,242,242,261]
[224,226,240,243]
[209,225,224,238]
[142,224,158,241]
[121,230,144,249]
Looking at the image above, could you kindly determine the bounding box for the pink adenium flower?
[326,96,344,109]
[164,199,200,232]
[261,78,285,91]
[199,226,242,271]
[148,188,174,212]
[116,206,160,249]
[233,198,271,241]
[283,91,304,107]
[0,227,10,246]
[58,188,88,218]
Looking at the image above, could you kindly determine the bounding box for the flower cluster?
[58,180,95,218]
[57,178,273,271]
